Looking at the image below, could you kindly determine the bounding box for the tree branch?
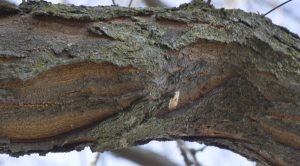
[90,152,101,166]
[177,140,202,166]
[0,1,299,166]
[112,147,178,166]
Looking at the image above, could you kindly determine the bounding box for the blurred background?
[1,0,299,166]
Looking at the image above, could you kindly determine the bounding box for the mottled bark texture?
[0,1,299,165]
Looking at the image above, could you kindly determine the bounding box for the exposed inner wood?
[0,62,145,139]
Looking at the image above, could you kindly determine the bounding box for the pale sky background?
[1,0,299,166]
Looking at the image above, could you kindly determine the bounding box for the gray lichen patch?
[169,25,236,50]
[22,1,154,21]
[0,50,26,58]
[88,21,167,73]
[90,23,145,42]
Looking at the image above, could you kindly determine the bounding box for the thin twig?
[112,0,117,6]
[128,0,134,7]
[257,0,300,23]
[177,140,192,166]
[176,140,203,166]
[193,146,207,153]
[263,0,293,16]
[112,147,177,166]
[90,152,101,166]
[191,146,206,164]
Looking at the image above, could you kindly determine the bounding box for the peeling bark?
[0,1,299,166]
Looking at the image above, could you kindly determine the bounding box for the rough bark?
[0,1,299,166]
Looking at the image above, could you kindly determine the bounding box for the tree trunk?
[0,1,299,166]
